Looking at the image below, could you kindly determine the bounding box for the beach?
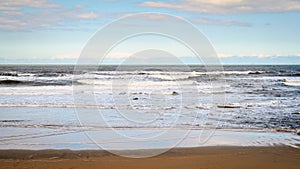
[1,0,300,168]
[1,146,300,169]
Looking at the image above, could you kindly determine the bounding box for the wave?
[289,73,300,77]
[34,73,67,77]
[283,79,300,86]
[0,79,81,86]
[277,73,300,77]
[0,72,18,77]
[248,71,266,75]
[0,79,27,85]
[2,69,299,86]
[0,103,176,110]
[0,103,212,110]
[0,120,25,123]
[0,72,69,77]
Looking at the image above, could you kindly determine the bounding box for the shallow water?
[0,127,299,150]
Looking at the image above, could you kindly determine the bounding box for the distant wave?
[289,73,300,77]
[34,73,67,77]
[277,73,300,77]
[0,79,81,86]
[0,79,27,85]
[0,72,18,77]
[0,72,68,77]
[248,71,266,75]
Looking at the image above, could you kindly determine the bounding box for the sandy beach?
[1,0,300,167]
[0,146,299,169]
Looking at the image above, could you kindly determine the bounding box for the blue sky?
[0,0,300,65]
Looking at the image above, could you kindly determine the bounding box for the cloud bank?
[141,0,300,14]
[0,0,101,31]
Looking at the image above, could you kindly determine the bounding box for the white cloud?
[0,9,102,31]
[0,0,60,11]
[0,10,58,30]
[141,0,300,14]
[189,0,243,6]
[193,17,251,27]
[0,0,102,31]
[118,13,250,27]
[217,53,234,58]
[74,12,100,19]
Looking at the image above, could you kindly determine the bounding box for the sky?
[0,0,300,65]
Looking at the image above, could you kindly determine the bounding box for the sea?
[0,65,299,150]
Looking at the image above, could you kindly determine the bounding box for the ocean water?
[0,65,299,150]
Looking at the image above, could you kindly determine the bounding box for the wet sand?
[0,146,299,169]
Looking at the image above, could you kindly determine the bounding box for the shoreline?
[0,146,299,169]
[0,146,299,159]
[1,127,299,150]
